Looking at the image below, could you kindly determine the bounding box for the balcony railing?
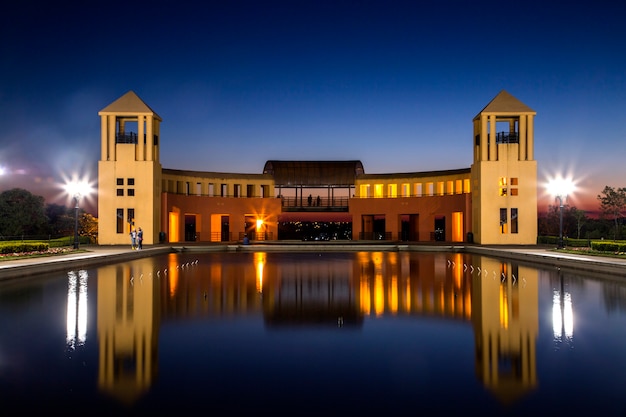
[115,132,159,145]
[280,196,349,212]
[116,132,138,144]
[495,132,519,144]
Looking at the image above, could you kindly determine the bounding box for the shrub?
[0,242,49,254]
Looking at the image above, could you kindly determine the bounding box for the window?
[436,182,444,195]
[127,189,135,196]
[247,184,255,198]
[499,177,507,196]
[500,208,507,233]
[127,208,135,228]
[511,208,518,233]
[510,177,518,195]
[128,178,135,186]
[117,178,124,186]
[374,184,383,198]
[388,184,397,198]
[464,179,471,193]
[117,189,124,196]
[116,209,124,233]
[401,183,410,197]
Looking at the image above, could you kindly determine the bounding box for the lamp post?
[547,177,574,250]
[556,193,565,249]
[64,178,91,250]
[73,193,80,249]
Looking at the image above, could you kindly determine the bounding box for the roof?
[99,90,162,120]
[263,160,364,187]
[475,90,535,118]
[358,167,471,180]
[163,168,272,180]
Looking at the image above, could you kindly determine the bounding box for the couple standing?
[130,227,143,250]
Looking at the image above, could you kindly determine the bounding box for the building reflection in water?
[90,251,539,407]
[470,255,539,405]
[97,258,160,406]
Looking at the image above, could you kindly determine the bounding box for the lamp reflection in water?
[552,270,573,344]
[255,252,266,293]
[66,270,89,350]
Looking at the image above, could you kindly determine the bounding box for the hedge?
[0,242,49,254]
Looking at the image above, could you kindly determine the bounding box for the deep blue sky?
[1,0,625,213]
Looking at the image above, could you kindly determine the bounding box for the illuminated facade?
[97,90,537,245]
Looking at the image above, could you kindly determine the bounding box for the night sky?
[1,0,625,215]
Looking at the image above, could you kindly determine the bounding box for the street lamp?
[547,177,575,249]
[73,194,80,249]
[64,180,92,250]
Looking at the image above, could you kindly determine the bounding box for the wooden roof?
[263,160,364,187]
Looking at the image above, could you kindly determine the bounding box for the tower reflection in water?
[85,251,538,406]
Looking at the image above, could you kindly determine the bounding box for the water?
[1,250,626,416]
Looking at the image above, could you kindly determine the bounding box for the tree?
[80,213,98,243]
[597,186,626,241]
[570,208,587,239]
[537,203,586,242]
[0,188,49,237]
[45,203,74,236]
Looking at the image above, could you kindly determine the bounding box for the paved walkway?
[1,243,625,282]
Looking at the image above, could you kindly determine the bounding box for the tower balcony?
[495,132,519,144]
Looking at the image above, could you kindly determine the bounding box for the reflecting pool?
[2,250,626,416]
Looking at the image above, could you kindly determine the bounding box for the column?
[527,115,534,160]
[519,116,527,161]
[108,115,116,161]
[481,114,488,161]
[100,115,108,161]
[489,115,497,161]
[146,115,154,161]
[138,115,145,161]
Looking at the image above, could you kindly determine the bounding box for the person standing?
[137,227,143,250]
[130,229,137,250]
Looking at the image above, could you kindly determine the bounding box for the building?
[97,90,537,245]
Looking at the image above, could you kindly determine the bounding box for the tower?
[471,91,537,244]
[97,91,162,245]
